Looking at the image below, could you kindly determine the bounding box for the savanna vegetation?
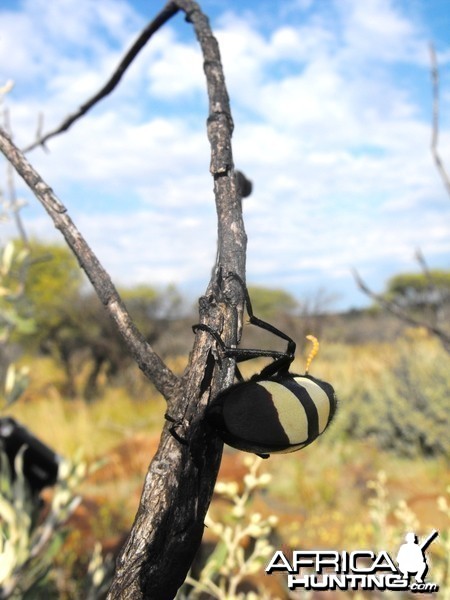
[1,2,449,597]
[2,238,450,598]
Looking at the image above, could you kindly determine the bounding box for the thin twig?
[415,248,436,327]
[3,108,29,245]
[0,127,180,401]
[354,46,450,355]
[23,1,179,153]
[415,247,431,279]
[353,268,450,352]
[429,42,450,198]
[415,248,449,328]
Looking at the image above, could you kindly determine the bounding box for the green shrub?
[337,334,450,458]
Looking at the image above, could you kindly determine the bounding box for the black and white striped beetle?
[194,276,337,458]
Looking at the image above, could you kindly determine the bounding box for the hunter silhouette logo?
[396,530,439,587]
[266,529,440,593]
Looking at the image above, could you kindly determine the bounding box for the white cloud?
[75,209,218,290]
[145,31,205,98]
[0,0,140,86]
[1,0,450,310]
[335,0,426,65]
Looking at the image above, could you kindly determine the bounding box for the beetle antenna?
[305,335,319,374]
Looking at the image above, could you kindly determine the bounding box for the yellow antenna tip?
[305,335,320,374]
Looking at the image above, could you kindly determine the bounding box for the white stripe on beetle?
[293,377,331,434]
[258,381,308,444]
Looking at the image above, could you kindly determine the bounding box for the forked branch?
[107,2,247,597]
[0,0,247,597]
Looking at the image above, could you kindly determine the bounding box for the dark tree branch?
[107,1,247,597]
[0,128,181,402]
[2,0,247,596]
[429,42,450,198]
[23,1,180,153]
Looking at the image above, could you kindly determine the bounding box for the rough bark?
[0,0,247,597]
[107,2,247,596]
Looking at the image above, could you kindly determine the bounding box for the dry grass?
[6,356,166,459]
[3,332,450,597]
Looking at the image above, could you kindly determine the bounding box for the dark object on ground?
[0,417,60,493]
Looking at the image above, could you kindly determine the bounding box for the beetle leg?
[193,323,292,374]
[164,413,189,446]
[225,272,297,361]
[192,323,227,350]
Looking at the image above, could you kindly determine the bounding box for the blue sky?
[1,0,450,310]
